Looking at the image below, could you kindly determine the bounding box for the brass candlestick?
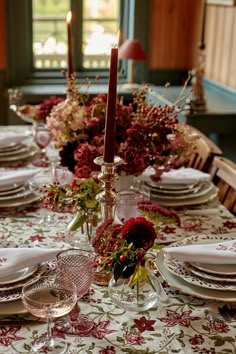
[94,156,123,221]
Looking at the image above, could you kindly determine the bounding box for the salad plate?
[0,264,39,285]
[184,262,236,282]
[156,250,236,302]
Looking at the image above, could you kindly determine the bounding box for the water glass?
[116,189,145,223]
[55,248,96,335]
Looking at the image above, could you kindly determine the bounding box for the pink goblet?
[33,123,52,167]
[55,248,96,335]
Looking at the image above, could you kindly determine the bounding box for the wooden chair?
[210,156,236,214]
[185,125,222,173]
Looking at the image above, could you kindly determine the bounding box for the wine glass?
[29,171,56,230]
[33,123,53,167]
[22,275,77,354]
[55,248,96,335]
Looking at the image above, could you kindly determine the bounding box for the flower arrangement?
[96,217,157,284]
[42,177,102,231]
[45,78,196,179]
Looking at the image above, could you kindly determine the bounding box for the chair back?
[186,125,222,172]
[211,156,236,214]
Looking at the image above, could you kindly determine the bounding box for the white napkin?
[0,132,31,147]
[0,169,40,187]
[160,167,211,185]
[163,239,236,264]
[0,248,61,277]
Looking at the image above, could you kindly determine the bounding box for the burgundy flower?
[189,334,204,345]
[209,319,229,333]
[121,217,157,251]
[0,327,25,347]
[158,309,201,327]
[124,331,145,345]
[132,316,156,333]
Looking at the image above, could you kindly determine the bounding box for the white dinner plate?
[145,180,197,192]
[0,145,38,162]
[0,192,39,208]
[151,182,213,200]
[190,261,236,275]
[0,187,31,201]
[151,183,218,207]
[0,264,39,285]
[156,250,236,302]
[163,234,236,292]
[0,264,47,291]
[0,185,25,197]
[0,143,22,152]
[184,262,236,282]
[0,144,30,157]
[0,183,22,193]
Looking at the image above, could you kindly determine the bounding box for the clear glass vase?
[65,209,98,251]
[108,266,160,312]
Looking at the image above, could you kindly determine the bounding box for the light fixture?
[119,39,147,89]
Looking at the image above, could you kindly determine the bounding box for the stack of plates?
[156,234,236,302]
[0,183,39,208]
[0,142,38,165]
[0,262,46,314]
[145,180,218,207]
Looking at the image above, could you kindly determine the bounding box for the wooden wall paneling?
[228,8,236,88]
[219,6,233,84]
[205,6,217,78]
[212,7,225,82]
[150,0,164,69]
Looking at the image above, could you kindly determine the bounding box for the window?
[5,0,150,87]
[32,0,120,70]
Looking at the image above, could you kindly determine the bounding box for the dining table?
[1,125,236,354]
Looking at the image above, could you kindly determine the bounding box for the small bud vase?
[108,265,160,312]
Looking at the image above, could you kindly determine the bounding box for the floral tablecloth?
[1,126,236,354]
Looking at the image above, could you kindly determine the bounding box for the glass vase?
[65,209,98,251]
[108,266,160,312]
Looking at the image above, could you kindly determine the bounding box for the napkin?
[0,132,31,147]
[0,169,40,187]
[160,167,211,185]
[0,248,61,277]
[163,239,236,264]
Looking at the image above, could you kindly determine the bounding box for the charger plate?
[156,250,236,302]
[151,184,218,207]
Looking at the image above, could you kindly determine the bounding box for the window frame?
[5,0,150,87]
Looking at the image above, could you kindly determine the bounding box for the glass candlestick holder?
[94,156,123,222]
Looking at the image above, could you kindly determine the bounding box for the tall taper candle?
[103,47,118,163]
[67,11,73,78]
[199,0,206,50]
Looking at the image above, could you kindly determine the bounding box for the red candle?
[103,47,118,163]
[67,11,73,78]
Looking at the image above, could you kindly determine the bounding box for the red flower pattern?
[132,316,155,333]
[161,226,176,234]
[158,309,201,327]
[223,221,236,229]
[209,319,229,333]
[99,346,116,354]
[124,331,145,345]
[0,327,25,347]
[29,234,45,242]
[189,334,204,345]
[91,320,116,339]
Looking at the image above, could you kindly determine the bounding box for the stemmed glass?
[29,171,56,229]
[55,249,96,335]
[22,275,77,354]
[33,123,53,167]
